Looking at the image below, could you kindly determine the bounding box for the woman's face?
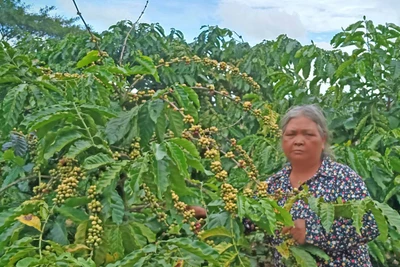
[282,116,325,164]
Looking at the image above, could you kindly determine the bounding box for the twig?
[0,175,51,195]
[71,0,102,53]
[119,0,150,65]
[39,205,55,258]
[219,116,244,131]
[73,102,95,145]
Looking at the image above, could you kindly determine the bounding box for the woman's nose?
[294,138,304,145]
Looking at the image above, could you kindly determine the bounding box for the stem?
[0,175,51,195]
[73,102,95,145]
[119,0,150,65]
[39,205,55,258]
[230,216,245,266]
[71,0,102,53]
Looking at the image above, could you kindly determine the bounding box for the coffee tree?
[1,8,400,266]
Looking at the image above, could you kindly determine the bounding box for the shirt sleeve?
[293,168,380,252]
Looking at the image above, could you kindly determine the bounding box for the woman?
[190,104,379,266]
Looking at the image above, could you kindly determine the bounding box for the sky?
[26,0,400,49]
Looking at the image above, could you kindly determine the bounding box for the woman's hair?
[279,104,333,158]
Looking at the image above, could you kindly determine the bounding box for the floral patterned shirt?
[265,157,379,267]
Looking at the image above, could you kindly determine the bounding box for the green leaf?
[167,109,184,137]
[65,139,93,158]
[182,86,200,108]
[148,99,164,123]
[105,107,139,144]
[77,50,100,68]
[44,129,83,159]
[169,138,200,158]
[56,206,89,223]
[164,238,218,264]
[110,190,125,225]
[351,202,366,234]
[64,197,90,207]
[153,156,170,198]
[131,222,156,243]
[166,142,188,177]
[97,161,127,192]
[15,257,39,267]
[299,245,330,260]
[134,55,160,82]
[368,242,385,264]
[80,104,117,118]
[290,247,317,267]
[320,202,335,233]
[374,201,400,232]
[2,84,28,130]
[74,221,88,244]
[48,216,69,245]
[155,112,166,142]
[218,251,238,267]
[198,227,232,241]
[138,103,156,147]
[105,249,145,267]
[260,200,277,234]
[104,225,124,258]
[83,153,114,170]
[390,157,400,173]
[213,242,233,255]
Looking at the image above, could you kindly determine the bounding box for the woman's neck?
[289,159,322,188]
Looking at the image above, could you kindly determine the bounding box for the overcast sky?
[27,0,400,49]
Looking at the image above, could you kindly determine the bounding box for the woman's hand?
[282,219,306,245]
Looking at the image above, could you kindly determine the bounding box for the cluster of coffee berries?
[270,188,285,201]
[51,158,84,205]
[128,89,156,103]
[86,185,103,248]
[112,151,121,160]
[204,148,219,159]
[256,181,269,198]
[183,115,195,124]
[198,136,213,149]
[140,184,166,223]
[189,219,204,234]
[28,133,41,174]
[53,72,85,79]
[188,125,202,137]
[206,239,215,246]
[27,133,38,158]
[157,56,259,89]
[243,187,254,198]
[215,170,228,181]
[129,138,141,160]
[31,182,49,200]
[225,151,235,159]
[229,138,259,181]
[171,190,195,223]
[210,161,222,173]
[42,244,54,256]
[221,183,238,213]
[243,101,252,111]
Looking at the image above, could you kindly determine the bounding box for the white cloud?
[216,1,307,42]
[217,0,400,43]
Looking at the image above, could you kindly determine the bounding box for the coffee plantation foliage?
[1,16,400,267]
